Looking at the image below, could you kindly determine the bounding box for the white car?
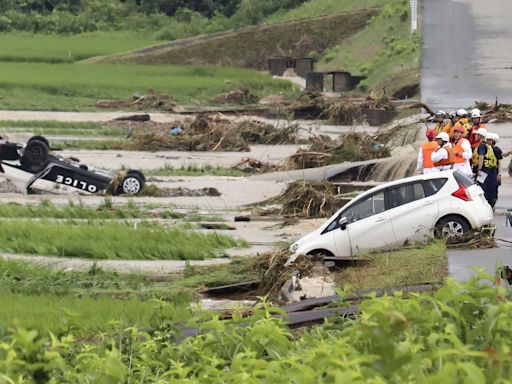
[291,170,493,257]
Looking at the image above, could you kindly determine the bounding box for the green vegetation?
[0,62,296,110]
[0,32,159,63]
[146,164,247,177]
[335,242,447,290]
[0,120,126,137]
[1,277,512,382]
[265,0,384,22]
[0,293,170,334]
[0,220,246,260]
[318,0,420,96]
[0,257,257,332]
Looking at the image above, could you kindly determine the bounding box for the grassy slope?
[316,0,420,96]
[103,9,379,69]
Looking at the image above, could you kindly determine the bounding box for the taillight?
[452,184,472,201]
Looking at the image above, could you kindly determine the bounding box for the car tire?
[21,139,49,173]
[434,215,470,238]
[119,173,145,195]
[27,135,50,149]
[127,170,145,184]
[307,249,334,257]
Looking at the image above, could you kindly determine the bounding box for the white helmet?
[435,110,446,117]
[449,111,457,119]
[475,128,488,137]
[486,133,499,143]
[435,132,450,142]
[456,109,468,117]
[470,108,481,115]
[471,110,482,118]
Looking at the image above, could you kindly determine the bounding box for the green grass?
[334,242,447,291]
[0,62,296,110]
[146,164,247,177]
[0,257,258,333]
[0,32,159,63]
[0,201,224,222]
[0,120,126,137]
[265,0,385,23]
[0,256,257,298]
[0,220,246,260]
[0,293,178,334]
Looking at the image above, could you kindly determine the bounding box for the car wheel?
[127,170,145,184]
[27,135,50,149]
[435,216,470,238]
[119,173,145,195]
[307,249,333,257]
[21,139,49,172]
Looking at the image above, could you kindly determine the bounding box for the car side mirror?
[338,217,348,230]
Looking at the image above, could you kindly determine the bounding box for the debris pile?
[279,133,389,170]
[96,89,179,112]
[141,184,221,197]
[276,180,345,218]
[211,86,259,104]
[472,100,512,123]
[117,114,300,152]
[255,250,314,302]
[290,94,398,125]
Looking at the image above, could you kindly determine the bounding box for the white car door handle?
[422,201,433,206]
[375,217,386,223]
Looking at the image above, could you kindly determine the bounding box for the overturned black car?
[0,136,145,195]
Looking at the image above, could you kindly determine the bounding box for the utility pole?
[410,0,418,33]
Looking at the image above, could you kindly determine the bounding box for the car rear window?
[423,178,448,196]
[453,170,474,188]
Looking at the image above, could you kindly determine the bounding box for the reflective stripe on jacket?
[471,143,497,168]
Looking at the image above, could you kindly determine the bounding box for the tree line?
[0,0,308,34]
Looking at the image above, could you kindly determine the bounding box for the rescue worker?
[432,110,447,135]
[451,125,473,176]
[487,133,503,205]
[453,108,472,139]
[431,132,454,171]
[467,109,486,149]
[472,128,498,207]
[443,111,459,141]
[417,128,438,174]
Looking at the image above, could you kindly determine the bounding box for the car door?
[335,190,397,255]
[386,181,440,245]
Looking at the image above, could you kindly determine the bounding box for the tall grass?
[0,293,180,334]
[0,62,296,110]
[0,32,159,63]
[0,220,246,260]
[146,164,247,177]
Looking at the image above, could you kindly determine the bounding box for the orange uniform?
[433,146,454,167]
[421,141,438,169]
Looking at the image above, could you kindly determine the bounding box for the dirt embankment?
[99,8,380,69]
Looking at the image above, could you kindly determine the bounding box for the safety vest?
[421,141,438,168]
[433,122,445,135]
[443,123,455,140]
[433,146,454,167]
[452,138,468,164]
[471,143,497,168]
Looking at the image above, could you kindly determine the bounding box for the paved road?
[422,0,512,109]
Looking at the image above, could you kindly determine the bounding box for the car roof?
[346,170,455,202]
